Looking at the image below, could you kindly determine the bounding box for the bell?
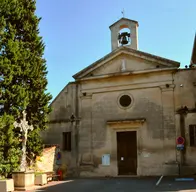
[121,35,129,45]
[118,32,130,45]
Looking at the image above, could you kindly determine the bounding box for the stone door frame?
[107,119,146,176]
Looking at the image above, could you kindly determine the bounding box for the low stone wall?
[35,146,57,172]
[34,146,68,178]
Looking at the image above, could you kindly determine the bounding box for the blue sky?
[36,0,196,101]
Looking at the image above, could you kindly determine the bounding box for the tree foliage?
[0,0,52,177]
[0,114,21,177]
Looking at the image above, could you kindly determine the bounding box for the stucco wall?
[44,64,196,177]
[79,70,177,176]
[91,88,164,176]
[174,69,196,175]
[174,69,196,109]
[41,83,78,176]
[48,83,77,122]
[184,113,196,165]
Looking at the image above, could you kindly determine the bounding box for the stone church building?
[42,18,196,177]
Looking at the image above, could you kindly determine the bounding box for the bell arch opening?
[118,26,131,47]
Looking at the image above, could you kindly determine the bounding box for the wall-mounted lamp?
[70,113,75,122]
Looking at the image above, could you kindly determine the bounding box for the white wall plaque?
[102,154,110,166]
[142,152,150,158]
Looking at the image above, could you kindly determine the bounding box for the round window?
[119,95,132,107]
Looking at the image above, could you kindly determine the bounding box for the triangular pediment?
[73,47,180,80]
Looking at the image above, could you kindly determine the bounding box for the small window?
[62,132,71,151]
[119,95,132,107]
[189,125,196,146]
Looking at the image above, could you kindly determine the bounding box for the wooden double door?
[117,131,137,175]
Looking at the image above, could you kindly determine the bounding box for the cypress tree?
[0,0,52,177]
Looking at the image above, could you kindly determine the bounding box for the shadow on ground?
[34,177,196,192]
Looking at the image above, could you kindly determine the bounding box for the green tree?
[0,115,21,178]
[0,0,52,176]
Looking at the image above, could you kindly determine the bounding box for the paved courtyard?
[33,177,196,192]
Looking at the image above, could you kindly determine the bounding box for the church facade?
[42,18,196,177]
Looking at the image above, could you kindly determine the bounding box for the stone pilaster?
[160,84,177,169]
[79,92,93,164]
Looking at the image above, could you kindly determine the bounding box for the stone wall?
[44,62,196,177]
[41,82,78,176]
[35,147,57,172]
[78,70,177,176]
[174,69,196,109]
[35,146,69,178]
[174,69,196,175]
